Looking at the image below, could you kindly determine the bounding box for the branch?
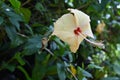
[22,0,31,6]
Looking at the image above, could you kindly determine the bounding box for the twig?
[44,48,54,56]
[16,33,29,38]
[77,1,91,10]
[22,0,31,6]
[67,68,78,80]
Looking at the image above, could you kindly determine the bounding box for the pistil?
[73,27,104,48]
[79,33,104,48]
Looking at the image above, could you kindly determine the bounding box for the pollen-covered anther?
[74,27,82,35]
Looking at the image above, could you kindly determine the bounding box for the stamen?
[73,27,104,48]
[79,33,104,48]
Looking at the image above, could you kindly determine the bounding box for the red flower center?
[74,27,82,35]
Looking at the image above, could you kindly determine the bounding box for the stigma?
[74,27,82,35]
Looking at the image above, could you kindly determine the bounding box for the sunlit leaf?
[9,0,21,9]
[20,8,31,23]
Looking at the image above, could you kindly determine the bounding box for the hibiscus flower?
[52,9,104,53]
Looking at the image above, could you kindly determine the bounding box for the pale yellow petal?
[70,35,85,53]
[68,9,90,27]
[52,31,84,53]
[68,9,94,38]
[54,13,76,32]
[82,23,94,38]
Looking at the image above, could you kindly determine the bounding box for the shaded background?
[0,0,120,80]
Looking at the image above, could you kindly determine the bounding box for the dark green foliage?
[0,0,120,80]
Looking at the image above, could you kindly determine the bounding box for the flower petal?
[82,23,94,38]
[53,13,76,32]
[52,31,84,53]
[68,9,94,38]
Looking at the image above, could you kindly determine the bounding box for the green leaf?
[17,66,31,80]
[77,67,93,78]
[9,17,20,30]
[1,62,16,72]
[113,61,120,75]
[20,8,31,23]
[82,77,87,80]
[64,51,73,62]
[5,25,17,41]
[100,0,110,9]
[4,10,22,30]
[32,54,47,80]
[32,64,46,80]
[54,37,65,48]
[14,52,25,65]
[35,2,45,14]
[57,63,66,80]
[23,35,42,55]
[101,77,120,80]
[46,65,57,75]
[5,26,24,47]
[77,67,84,80]
[88,63,103,70]
[51,36,66,55]
[9,0,21,9]
[0,17,4,25]
[9,13,22,31]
